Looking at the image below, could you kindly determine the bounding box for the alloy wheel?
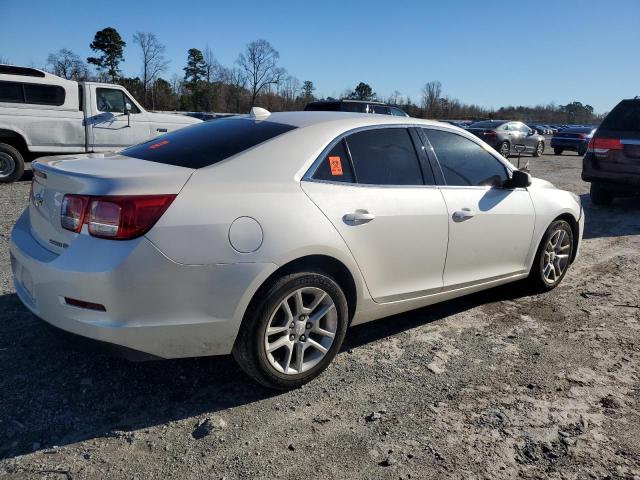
[263,287,337,375]
[543,229,571,284]
[536,142,544,156]
[500,142,510,157]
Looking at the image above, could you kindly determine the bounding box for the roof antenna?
[249,107,271,119]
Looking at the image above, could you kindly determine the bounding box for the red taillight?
[61,194,176,240]
[589,138,623,151]
[483,130,497,137]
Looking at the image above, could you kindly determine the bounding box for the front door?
[302,127,449,302]
[89,86,150,151]
[422,128,535,288]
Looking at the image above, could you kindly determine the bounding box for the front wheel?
[233,272,349,389]
[527,220,574,292]
[0,143,25,183]
[533,141,544,157]
[553,148,563,155]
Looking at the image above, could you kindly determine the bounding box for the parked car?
[466,120,546,157]
[582,97,640,205]
[0,65,201,183]
[551,127,595,155]
[305,99,408,117]
[11,109,583,389]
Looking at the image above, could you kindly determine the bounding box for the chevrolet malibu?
[10,109,584,389]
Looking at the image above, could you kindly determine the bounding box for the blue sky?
[1,0,638,113]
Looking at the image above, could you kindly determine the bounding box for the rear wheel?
[590,182,613,206]
[577,145,587,156]
[533,141,544,157]
[0,143,25,183]
[528,220,574,292]
[553,148,563,155]
[499,141,510,157]
[233,271,349,389]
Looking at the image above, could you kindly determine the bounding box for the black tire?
[0,143,25,183]
[232,271,349,390]
[553,148,563,155]
[498,141,510,157]
[527,219,574,292]
[590,182,613,206]
[577,146,587,156]
[533,141,544,157]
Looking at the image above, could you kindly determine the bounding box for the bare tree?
[421,81,442,118]
[133,32,170,108]
[46,49,90,80]
[237,39,285,107]
[0,56,9,64]
[203,45,223,83]
[388,90,402,105]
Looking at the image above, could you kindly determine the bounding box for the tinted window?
[371,105,390,115]
[312,140,354,183]
[123,118,297,169]
[599,100,640,133]
[23,83,65,106]
[342,102,363,113]
[0,81,65,105]
[0,81,24,103]
[304,102,340,112]
[426,129,509,187]
[346,128,424,185]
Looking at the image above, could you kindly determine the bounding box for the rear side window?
[599,100,640,133]
[346,128,424,185]
[371,105,390,115]
[0,81,65,106]
[425,129,509,187]
[123,118,297,169]
[312,140,355,183]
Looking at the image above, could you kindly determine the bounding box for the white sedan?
[10,108,584,389]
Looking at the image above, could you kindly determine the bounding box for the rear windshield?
[599,100,640,133]
[122,118,297,169]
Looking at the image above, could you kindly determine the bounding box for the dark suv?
[304,99,408,117]
[582,98,640,205]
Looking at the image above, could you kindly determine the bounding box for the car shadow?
[0,293,277,459]
[581,193,640,239]
[0,279,530,460]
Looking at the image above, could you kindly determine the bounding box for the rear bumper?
[10,209,277,358]
[550,138,587,150]
[582,153,640,189]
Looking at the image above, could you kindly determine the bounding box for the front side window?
[425,129,509,187]
[312,140,355,183]
[345,128,424,186]
[96,88,139,113]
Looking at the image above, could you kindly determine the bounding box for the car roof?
[250,111,445,129]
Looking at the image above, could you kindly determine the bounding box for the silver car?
[10,109,584,389]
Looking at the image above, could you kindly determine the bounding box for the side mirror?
[124,103,132,127]
[505,169,532,188]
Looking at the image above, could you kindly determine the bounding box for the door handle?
[343,209,375,225]
[452,208,476,222]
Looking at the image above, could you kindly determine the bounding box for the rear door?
[591,99,640,175]
[302,126,449,302]
[421,128,535,288]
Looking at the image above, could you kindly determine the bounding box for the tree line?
[5,27,602,123]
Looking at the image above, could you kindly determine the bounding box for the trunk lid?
[30,152,194,254]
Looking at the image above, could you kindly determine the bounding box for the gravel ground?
[1,147,639,480]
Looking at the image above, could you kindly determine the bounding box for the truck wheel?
[590,182,613,206]
[0,143,25,183]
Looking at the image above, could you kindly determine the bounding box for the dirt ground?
[1,146,639,480]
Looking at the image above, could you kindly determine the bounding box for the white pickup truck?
[0,65,201,183]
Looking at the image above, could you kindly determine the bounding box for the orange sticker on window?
[329,156,343,176]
